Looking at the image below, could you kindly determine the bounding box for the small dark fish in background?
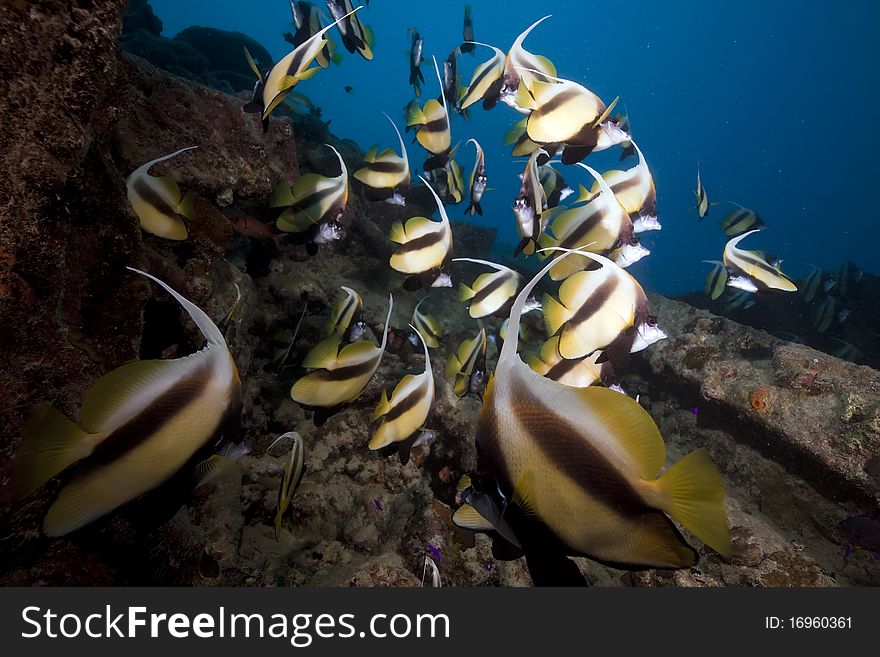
[838,513,880,559]
[460,5,475,54]
[344,85,353,93]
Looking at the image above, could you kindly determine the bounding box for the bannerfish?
[389,176,454,290]
[542,250,665,362]
[444,327,488,399]
[454,247,730,585]
[405,57,452,166]
[721,289,756,312]
[497,16,557,111]
[443,153,466,204]
[290,294,393,424]
[499,316,533,351]
[370,325,436,465]
[830,338,859,362]
[455,258,520,319]
[465,138,488,216]
[272,431,305,539]
[412,297,442,349]
[126,146,197,241]
[459,42,506,111]
[513,148,549,257]
[800,266,824,303]
[325,0,374,60]
[244,7,358,128]
[576,140,660,233]
[703,260,729,300]
[718,202,765,238]
[514,69,622,164]
[723,230,797,293]
[440,47,464,117]
[525,336,615,389]
[354,113,411,206]
[325,285,365,341]
[811,296,837,333]
[461,4,475,54]
[538,163,645,280]
[538,163,573,210]
[13,268,242,537]
[286,1,342,68]
[408,27,424,96]
[694,165,709,219]
[272,143,349,255]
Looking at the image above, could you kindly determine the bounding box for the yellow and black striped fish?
[444,327,488,399]
[354,113,411,206]
[272,431,305,539]
[412,297,442,349]
[455,248,730,584]
[722,230,797,293]
[272,143,349,253]
[325,285,364,340]
[326,0,374,60]
[513,148,548,257]
[503,117,546,157]
[718,202,765,237]
[694,165,709,219]
[13,268,242,537]
[702,260,728,301]
[465,139,487,216]
[244,7,358,127]
[578,140,660,233]
[459,42,505,110]
[542,250,665,361]
[389,177,454,289]
[369,325,436,465]
[514,71,620,164]
[525,336,613,389]
[538,163,645,280]
[455,258,520,319]
[405,57,452,158]
[498,16,556,110]
[286,2,343,69]
[291,294,393,420]
[126,146,197,241]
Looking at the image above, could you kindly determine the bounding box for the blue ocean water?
[151,0,880,296]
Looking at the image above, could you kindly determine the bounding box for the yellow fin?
[364,145,379,163]
[452,504,494,532]
[338,339,380,362]
[533,55,557,77]
[301,336,342,370]
[389,220,406,243]
[575,183,595,204]
[194,454,238,489]
[504,119,527,146]
[458,283,476,301]
[270,181,295,208]
[371,389,391,421]
[592,95,619,129]
[243,45,263,82]
[13,405,101,500]
[655,448,731,557]
[511,470,539,518]
[294,66,321,82]
[405,102,426,127]
[178,190,194,219]
[276,207,316,233]
[456,474,472,493]
[513,81,536,111]
[290,172,327,199]
[541,293,569,336]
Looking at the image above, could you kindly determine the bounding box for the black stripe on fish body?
[565,276,620,333]
[288,183,339,215]
[90,360,217,466]
[383,383,428,424]
[738,252,784,279]
[395,226,445,255]
[471,272,512,308]
[558,207,609,249]
[481,78,503,110]
[316,355,377,382]
[545,356,580,381]
[365,160,405,174]
[422,114,449,135]
[537,88,586,117]
[707,265,726,298]
[132,176,182,219]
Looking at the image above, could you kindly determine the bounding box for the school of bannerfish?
[24,1,833,585]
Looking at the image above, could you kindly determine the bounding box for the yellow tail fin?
[13,405,100,500]
[458,283,476,301]
[656,448,731,557]
[541,293,569,336]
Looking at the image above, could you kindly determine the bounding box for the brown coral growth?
[750,387,771,411]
